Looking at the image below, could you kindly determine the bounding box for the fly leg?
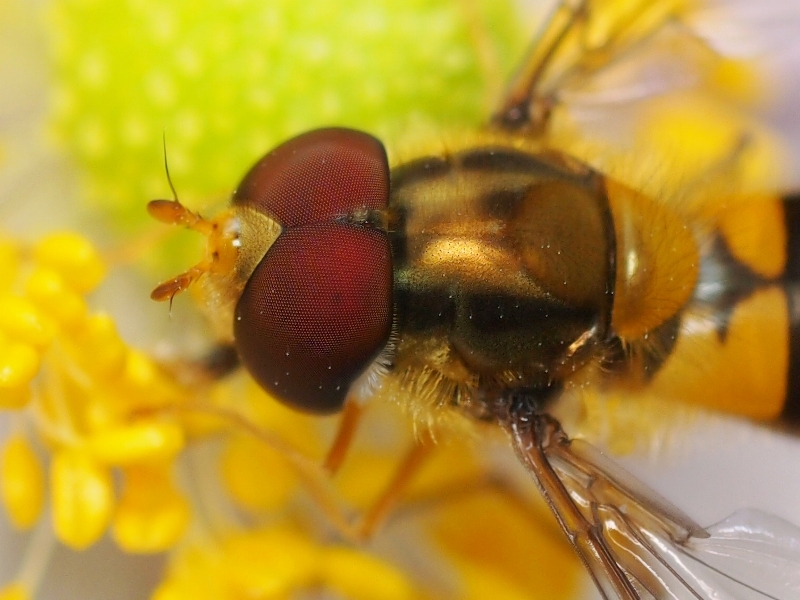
[323,398,366,474]
[493,0,686,135]
[353,435,435,540]
[181,400,436,543]
[493,0,589,132]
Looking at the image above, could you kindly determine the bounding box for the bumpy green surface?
[48,0,523,230]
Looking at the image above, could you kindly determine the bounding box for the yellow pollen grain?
[118,349,182,409]
[221,528,320,597]
[86,421,185,466]
[0,295,56,348]
[321,547,418,600]
[0,385,31,410]
[25,268,88,328]
[0,341,40,388]
[0,239,20,288]
[0,436,45,530]
[113,464,190,553]
[51,450,114,550]
[72,313,127,379]
[220,435,297,512]
[33,232,106,294]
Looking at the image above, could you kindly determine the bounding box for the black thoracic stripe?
[459,148,571,178]
[782,195,800,422]
[390,156,451,190]
[388,202,409,266]
[393,284,457,332]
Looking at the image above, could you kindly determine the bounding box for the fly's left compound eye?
[232,128,393,414]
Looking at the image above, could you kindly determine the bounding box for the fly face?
[150,128,394,414]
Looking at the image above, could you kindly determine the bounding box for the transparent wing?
[513,0,800,117]
[494,0,800,201]
[507,414,800,600]
[680,510,800,600]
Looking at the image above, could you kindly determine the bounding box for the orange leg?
[323,399,365,475]
[354,435,435,540]
[169,402,434,543]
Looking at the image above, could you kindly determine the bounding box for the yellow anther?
[86,421,185,465]
[120,349,179,409]
[220,434,296,512]
[151,542,227,600]
[0,239,20,291]
[221,528,319,597]
[0,340,40,389]
[0,582,30,600]
[0,295,56,348]
[112,464,190,553]
[0,385,31,410]
[121,349,159,388]
[321,547,418,600]
[51,450,114,550]
[80,392,119,434]
[0,436,45,530]
[25,268,88,328]
[71,313,127,378]
[33,232,106,294]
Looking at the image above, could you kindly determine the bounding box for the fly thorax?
[389,146,617,400]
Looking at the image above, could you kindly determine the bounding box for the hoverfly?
[149,1,800,598]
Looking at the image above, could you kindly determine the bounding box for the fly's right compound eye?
[232,128,393,415]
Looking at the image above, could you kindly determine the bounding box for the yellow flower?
[0,230,191,556]
[153,527,424,600]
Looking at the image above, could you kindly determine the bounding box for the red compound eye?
[232,128,392,414]
[233,127,390,225]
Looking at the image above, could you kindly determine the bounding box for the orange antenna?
[148,133,219,303]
